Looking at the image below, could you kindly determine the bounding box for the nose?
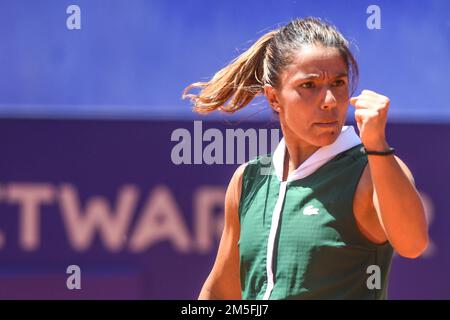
[320,88,337,110]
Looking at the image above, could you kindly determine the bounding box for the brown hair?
[183,17,359,114]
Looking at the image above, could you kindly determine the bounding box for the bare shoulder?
[198,163,248,299]
[222,162,249,236]
[226,162,249,210]
[231,162,249,187]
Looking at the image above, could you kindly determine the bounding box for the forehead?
[280,45,348,84]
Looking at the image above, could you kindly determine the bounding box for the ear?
[264,84,282,113]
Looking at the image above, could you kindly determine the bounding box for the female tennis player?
[183,17,428,299]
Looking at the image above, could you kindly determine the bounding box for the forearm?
[367,143,428,257]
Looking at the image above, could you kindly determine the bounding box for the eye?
[300,81,315,88]
[331,79,347,87]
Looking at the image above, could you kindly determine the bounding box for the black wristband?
[360,146,395,156]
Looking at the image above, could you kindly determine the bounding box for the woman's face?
[265,45,350,147]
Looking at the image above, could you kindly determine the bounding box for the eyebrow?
[293,72,349,81]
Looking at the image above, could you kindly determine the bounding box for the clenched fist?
[350,89,390,151]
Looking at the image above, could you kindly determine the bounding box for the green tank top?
[238,143,393,300]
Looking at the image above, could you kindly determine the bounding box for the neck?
[282,134,321,181]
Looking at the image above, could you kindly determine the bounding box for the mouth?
[314,121,338,128]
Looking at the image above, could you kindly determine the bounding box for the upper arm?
[199,162,247,299]
[370,155,419,240]
[356,156,417,244]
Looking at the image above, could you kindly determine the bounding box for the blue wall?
[0,0,449,121]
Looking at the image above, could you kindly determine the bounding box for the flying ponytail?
[183,17,359,114]
[182,30,277,113]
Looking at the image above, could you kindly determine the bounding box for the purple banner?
[0,119,448,299]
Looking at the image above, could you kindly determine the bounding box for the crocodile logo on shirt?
[303,204,320,216]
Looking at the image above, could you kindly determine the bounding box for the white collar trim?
[272,125,361,182]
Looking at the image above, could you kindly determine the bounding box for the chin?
[315,130,340,146]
